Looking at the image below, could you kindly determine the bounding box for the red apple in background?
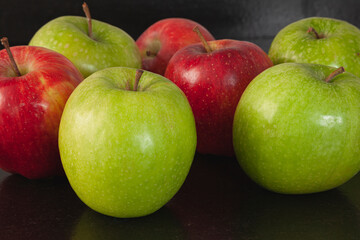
[0,38,83,179]
[165,29,273,156]
[136,18,215,75]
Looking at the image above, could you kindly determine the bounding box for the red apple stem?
[134,69,144,91]
[1,37,21,77]
[306,27,323,39]
[82,2,93,38]
[325,67,345,83]
[146,50,157,57]
[193,26,212,53]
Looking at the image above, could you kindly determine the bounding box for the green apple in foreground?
[29,3,141,77]
[233,63,360,194]
[58,67,196,218]
[269,17,360,77]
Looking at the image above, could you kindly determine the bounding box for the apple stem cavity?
[306,27,324,39]
[133,69,144,91]
[193,26,212,53]
[325,67,345,83]
[125,81,131,91]
[1,37,21,77]
[146,50,157,57]
[82,2,93,39]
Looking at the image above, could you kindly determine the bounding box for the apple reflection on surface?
[168,154,360,240]
[71,207,186,240]
[233,188,360,239]
[168,154,252,240]
[0,174,84,240]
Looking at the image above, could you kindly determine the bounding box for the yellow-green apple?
[136,18,214,75]
[165,29,273,156]
[29,3,141,78]
[269,17,360,77]
[233,63,360,194]
[59,67,197,218]
[0,38,83,179]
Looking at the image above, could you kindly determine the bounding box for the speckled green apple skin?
[29,16,141,78]
[269,17,360,77]
[233,63,360,194]
[58,67,196,218]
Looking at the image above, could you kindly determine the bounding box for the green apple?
[58,67,197,218]
[29,4,141,78]
[233,62,360,194]
[269,17,360,77]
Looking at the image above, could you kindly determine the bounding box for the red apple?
[165,33,273,156]
[0,38,83,179]
[136,18,215,75]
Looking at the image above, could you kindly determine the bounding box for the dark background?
[2,0,360,51]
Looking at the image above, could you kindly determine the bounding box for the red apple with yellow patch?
[0,38,83,179]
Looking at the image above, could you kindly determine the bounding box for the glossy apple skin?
[269,17,360,77]
[165,40,273,156]
[233,63,360,194]
[29,16,141,78]
[59,67,197,218]
[136,18,215,75]
[0,46,83,179]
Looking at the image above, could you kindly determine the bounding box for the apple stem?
[125,81,131,90]
[325,67,345,83]
[306,27,323,39]
[193,26,212,53]
[82,2,93,39]
[1,37,21,77]
[134,69,144,91]
[146,50,157,57]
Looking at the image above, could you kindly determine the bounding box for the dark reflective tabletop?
[1,154,360,240]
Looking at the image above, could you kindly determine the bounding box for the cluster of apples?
[1,2,360,218]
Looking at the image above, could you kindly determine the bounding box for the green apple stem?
[1,37,21,77]
[307,27,323,39]
[325,67,345,83]
[193,26,212,53]
[125,81,131,91]
[133,69,144,91]
[82,2,93,39]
